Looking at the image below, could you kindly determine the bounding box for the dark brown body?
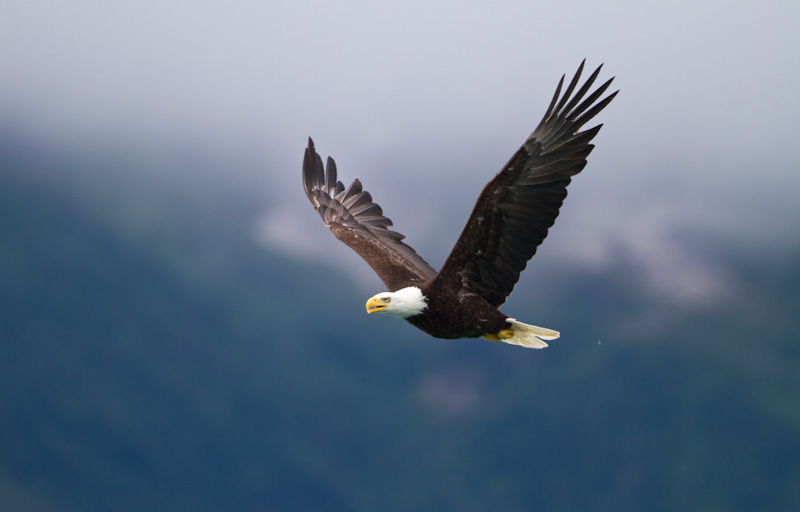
[405,282,510,339]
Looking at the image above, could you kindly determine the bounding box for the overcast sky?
[2,0,798,303]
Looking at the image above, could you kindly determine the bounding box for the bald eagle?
[303,61,617,348]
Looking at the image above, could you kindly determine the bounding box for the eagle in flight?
[303,61,617,348]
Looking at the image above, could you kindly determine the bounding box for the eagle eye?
[382,297,391,303]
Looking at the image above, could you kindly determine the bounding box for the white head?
[365,286,427,318]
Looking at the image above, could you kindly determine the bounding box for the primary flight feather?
[303,60,617,348]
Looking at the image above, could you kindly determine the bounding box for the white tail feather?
[502,318,560,349]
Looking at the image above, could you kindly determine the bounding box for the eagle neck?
[389,286,427,318]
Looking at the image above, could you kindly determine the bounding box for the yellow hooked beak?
[366,296,388,314]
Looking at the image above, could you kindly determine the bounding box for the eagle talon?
[498,328,514,339]
[481,329,515,342]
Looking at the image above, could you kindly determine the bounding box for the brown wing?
[303,138,437,291]
[433,61,618,306]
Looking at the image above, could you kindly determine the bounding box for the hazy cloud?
[3,0,798,302]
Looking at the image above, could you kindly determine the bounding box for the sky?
[2,0,799,303]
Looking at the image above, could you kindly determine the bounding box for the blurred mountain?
[0,136,798,512]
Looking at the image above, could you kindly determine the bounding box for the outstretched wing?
[434,61,618,306]
[303,138,437,291]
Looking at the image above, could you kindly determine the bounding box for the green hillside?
[1,141,798,511]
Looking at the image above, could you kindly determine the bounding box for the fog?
[3,0,798,297]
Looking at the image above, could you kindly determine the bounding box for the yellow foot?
[481,329,514,342]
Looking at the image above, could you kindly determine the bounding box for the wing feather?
[303,139,437,291]
[433,61,617,306]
